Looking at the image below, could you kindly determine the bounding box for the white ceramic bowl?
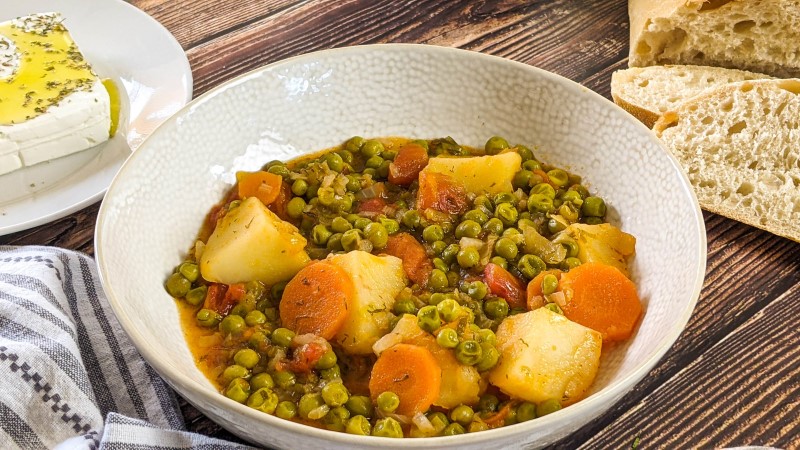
[96,44,706,449]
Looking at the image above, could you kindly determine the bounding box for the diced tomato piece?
[384,232,432,286]
[277,340,327,373]
[268,182,293,221]
[389,143,429,186]
[357,197,387,214]
[203,283,246,315]
[417,171,469,215]
[236,171,283,205]
[484,263,526,310]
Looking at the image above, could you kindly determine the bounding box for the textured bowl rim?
[96,43,707,448]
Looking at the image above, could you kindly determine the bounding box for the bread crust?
[628,0,692,66]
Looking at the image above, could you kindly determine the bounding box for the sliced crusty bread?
[653,78,800,242]
[611,65,772,128]
[629,0,800,77]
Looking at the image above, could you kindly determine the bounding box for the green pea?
[477,328,496,345]
[165,273,191,298]
[338,192,354,212]
[195,308,221,327]
[299,392,327,420]
[484,298,509,320]
[450,405,474,426]
[517,402,537,422]
[422,224,444,243]
[373,417,403,438]
[246,387,279,413]
[428,269,449,291]
[345,395,373,418]
[327,233,344,251]
[219,314,245,335]
[490,256,508,270]
[562,257,582,270]
[337,149,354,164]
[291,179,308,196]
[547,169,569,187]
[528,194,554,214]
[378,160,392,178]
[561,189,584,207]
[559,202,580,223]
[468,420,490,433]
[582,196,607,217]
[362,168,377,178]
[273,370,296,389]
[457,247,480,269]
[513,169,534,189]
[416,305,441,333]
[305,183,320,200]
[316,350,338,370]
[476,343,500,371]
[264,307,279,321]
[340,229,361,252]
[494,237,519,260]
[361,140,384,158]
[330,216,352,233]
[364,222,389,249]
[479,394,499,412]
[393,297,418,315]
[523,159,542,171]
[345,136,365,153]
[473,195,493,213]
[275,400,297,420]
[542,274,559,295]
[515,144,534,161]
[463,209,489,225]
[365,155,384,169]
[379,218,400,235]
[496,203,520,227]
[346,175,362,192]
[483,217,504,235]
[376,391,400,413]
[229,303,248,318]
[267,164,290,178]
[322,382,350,407]
[227,199,242,210]
[345,415,371,435]
[222,364,250,384]
[455,220,481,239]
[317,187,336,207]
[436,298,461,322]
[184,286,207,306]
[441,244,460,264]
[431,240,447,256]
[455,340,482,365]
[234,348,260,369]
[584,216,604,225]
[547,216,568,234]
[225,378,250,403]
[271,327,295,347]
[245,310,266,327]
[518,254,546,279]
[435,328,459,349]
[442,423,466,436]
[530,182,556,198]
[485,136,510,155]
[250,372,274,390]
[428,292,446,306]
[177,262,199,283]
[325,152,344,172]
[320,364,341,380]
[536,398,562,417]
[311,224,332,245]
[286,197,306,219]
[401,209,421,229]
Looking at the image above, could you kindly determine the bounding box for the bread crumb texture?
[654,79,800,242]
[630,0,800,77]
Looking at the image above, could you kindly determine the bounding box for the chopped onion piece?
[548,290,567,308]
[355,182,386,200]
[372,332,402,356]
[321,172,337,188]
[459,237,484,250]
[412,412,435,433]
[308,404,330,420]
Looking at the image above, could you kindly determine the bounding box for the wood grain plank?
[575,283,800,450]
[0,203,99,255]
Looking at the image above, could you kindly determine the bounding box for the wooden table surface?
[2,0,798,448]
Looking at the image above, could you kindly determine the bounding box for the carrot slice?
[416,171,469,215]
[237,171,283,206]
[526,269,562,310]
[384,232,432,286]
[389,143,429,186]
[369,343,442,416]
[279,261,354,340]
[559,262,642,342]
[268,182,293,222]
[484,263,526,310]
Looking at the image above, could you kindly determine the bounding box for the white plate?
[0,0,192,235]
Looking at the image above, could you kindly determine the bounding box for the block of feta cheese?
[0,12,114,176]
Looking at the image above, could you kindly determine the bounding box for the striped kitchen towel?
[0,246,254,450]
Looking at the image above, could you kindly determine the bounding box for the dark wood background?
[2,1,797,448]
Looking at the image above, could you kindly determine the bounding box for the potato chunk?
[562,223,636,277]
[375,315,482,408]
[422,151,521,195]
[328,251,407,355]
[489,308,601,406]
[200,197,309,285]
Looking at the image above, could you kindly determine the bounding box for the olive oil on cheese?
[0,13,111,128]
